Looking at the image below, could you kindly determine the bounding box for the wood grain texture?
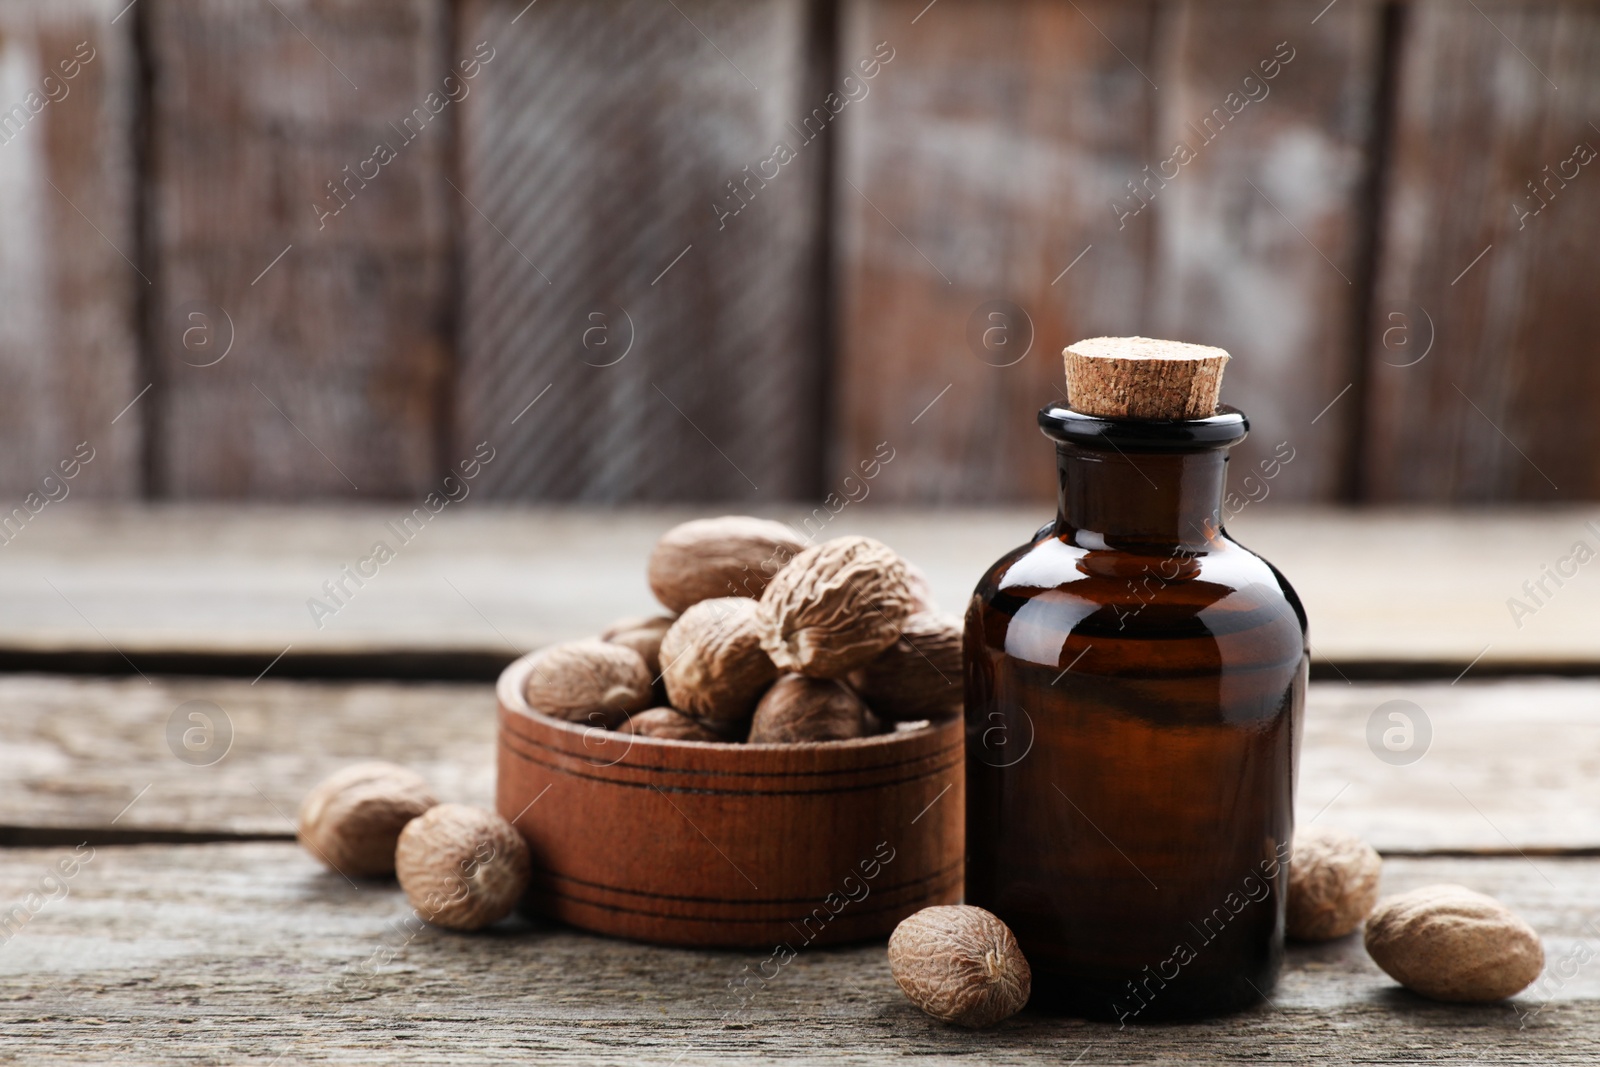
[1364,1,1600,501]
[144,0,451,498]
[833,1,1387,505]
[453,0,827,502]
[498,655,962,947]
[1297,678,1600,853]
[1225,504,1600,667]
[0,504,1596,666]
[1,844,1597,1063]
[833,0,1159,503]
[0,0,141,499]
[1147,0,1383,500]
[0,674,495,839]
[5,671,1599,853]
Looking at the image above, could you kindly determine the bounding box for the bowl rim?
[497,648,948,755]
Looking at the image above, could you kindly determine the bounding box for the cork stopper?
[1063,336,1230,420]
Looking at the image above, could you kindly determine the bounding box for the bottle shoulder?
[968,531,1307,670]
[973,530,1299,601]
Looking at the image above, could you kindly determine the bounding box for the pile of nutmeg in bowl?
[523,516,963,743]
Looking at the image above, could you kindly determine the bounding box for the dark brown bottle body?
[963,405,1307,1023]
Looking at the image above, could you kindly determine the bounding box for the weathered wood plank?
[4,672,1599,853]
[144,0,452,497]
[0,505,1596,667]
[1227,505,1600,667]
[833,0,1388,505]
[0,675,494,839]
[1297,678,1600,853]
[1146,0,1384,500]
[833,0,1160,503]
[1364,1,1600,501]
[453,0,827,502]
[0,0,141,499]
[0,845,1595,1063]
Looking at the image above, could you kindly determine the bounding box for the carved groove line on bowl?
[530,861,965,914]
[500,734,964,797]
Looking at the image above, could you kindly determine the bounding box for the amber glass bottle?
[963,403,1307,1022]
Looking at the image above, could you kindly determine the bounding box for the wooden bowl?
[495,651,964,948]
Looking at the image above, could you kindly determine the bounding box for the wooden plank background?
[143,0,452,498]
[832,0,1159,503]
[0,0,142,499]
[1144,0,1385,501]
[1363,0,1600,502]
[453,0,829,501]
[0,0,1595,504]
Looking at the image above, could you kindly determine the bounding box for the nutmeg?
[600,613,675,677]
[648,516,806,613]
[622,707,727,742]
[889,905,1032,1027]
[395,803,531,932]
[1287,826,1382,941]
[297,762,437,878]
[1363,884,1544,1002]
[756,535,917,678]
[523,640,654,729]
[660,597,778,732]
[848,610,963,722]
[748,674,876,743]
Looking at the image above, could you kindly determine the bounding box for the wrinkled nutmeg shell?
[395,803,532,932]
[601,614,675,677]
[522,640,654,729]
[648,516,806,614]
[889,905,1032,1028]
[297,761,437,878]
[622,707,728,742]
[748,674,876,743]
[1363,884,1544,1002]
[847,610,963,722]
[756,535,917,678]
[660,597,777,731]
[1287,826,1382,941]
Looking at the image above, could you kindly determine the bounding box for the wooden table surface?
[2,504,1596,668]
[2,506,1598,1063]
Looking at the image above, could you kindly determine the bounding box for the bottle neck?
[1054,444,1228,552]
